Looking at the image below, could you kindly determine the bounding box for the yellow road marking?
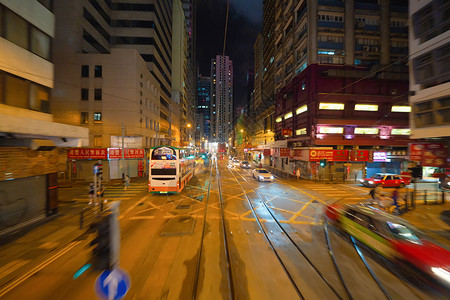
[0,241,81,298]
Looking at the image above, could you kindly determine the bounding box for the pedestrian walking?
[88,183,95,205]
[296,168,301,181]
[392,187,401,214]
[124,175,131,190]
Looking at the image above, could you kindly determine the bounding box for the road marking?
[0,241,81,298]
[340,184,368,192]
[129,216,156,220]
[119,195,149,220]
[0,259,30,281]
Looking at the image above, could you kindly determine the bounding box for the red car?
[359,173,410,188]
[326,204,450,288]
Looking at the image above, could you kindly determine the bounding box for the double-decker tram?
[149,146,195,193]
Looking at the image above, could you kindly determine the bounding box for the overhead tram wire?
[222,0,230,57]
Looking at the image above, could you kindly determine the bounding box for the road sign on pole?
[95,268,130,300]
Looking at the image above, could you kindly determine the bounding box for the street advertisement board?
[409,143,447,167]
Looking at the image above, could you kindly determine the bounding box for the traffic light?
[409,166,422,179]
[90,214,111,270]
[320,159,327,167]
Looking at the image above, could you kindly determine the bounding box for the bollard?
[424,190,427,205]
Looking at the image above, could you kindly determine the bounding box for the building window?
[81,112,89,124]
[94,112,102,123]
[319,103,345,110]
[355,104,378,111]
[94,135,102,147]
[296,105,307,115]
[319,126,344,134]
[94,65,102,77]
[81,88,89,100]
[284,112,293,120]
[354,128,379,134]
[30,27,51,60]
[391,129,410,135]
[391,105,411,112]
[29,83,50,113]
[94,89,102,100]
[81,65,89,77]
[296,128,307,135]
[4,74,28,109]
[5,9,29,49]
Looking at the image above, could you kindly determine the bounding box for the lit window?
[296,105,307,115]
[296,128,307,135]
[276,117,282,123]
[355,104,378,111]
[391,128,410,135]
[94,112,102,123]
[392,106,411,112]
[319,103,345,110]
[319,127,343,134]
[284,112,293,119]
[354,128,379,134]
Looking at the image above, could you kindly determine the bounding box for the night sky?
[196,0,262,108]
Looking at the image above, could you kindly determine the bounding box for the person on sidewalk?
[296,168,301,181]
[88,183,95,205]
[124,175,131,190]
[392,187,401,215]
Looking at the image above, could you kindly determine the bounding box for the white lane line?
[119,195,149,220]
[0,241,81,298]
[339,184,368,192]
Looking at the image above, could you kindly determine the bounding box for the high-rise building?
[210,55,233,143]
[409,0,450,140]
[197,75,211,140]
[51,0,178,180]
[271,0,410,179]
[0,0,88,231]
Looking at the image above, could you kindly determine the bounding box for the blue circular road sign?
[95,268,130,300]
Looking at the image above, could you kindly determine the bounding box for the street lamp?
[240,129,244,133]
[187,123,192,128]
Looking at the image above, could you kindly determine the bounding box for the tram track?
[226,166,343,299]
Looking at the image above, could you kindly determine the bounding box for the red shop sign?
[68,148,107,160]
[263,149,271,156]
[309,149,334,161]
[282,129,292,136]
[108,148,145,159]
[349,150,369,161]
[280,148,290,157]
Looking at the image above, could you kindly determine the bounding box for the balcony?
[318,41,344,50]
[318,0,344,8]
[318,21,344,29]
[390,27,408,34]
[355,2,379,10]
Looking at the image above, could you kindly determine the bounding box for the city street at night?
[0,159,449,299]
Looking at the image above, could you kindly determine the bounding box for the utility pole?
[122,123,125,181]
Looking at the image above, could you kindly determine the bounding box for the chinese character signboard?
[409,143,447,167]
[282,129,292,136]
[309,149,334,161]
[280,148,290,157]
[108,149,145,159]
[263,149,270,156]
[349,150,369,161]
[373,151,388,162]
[68,148,107,159]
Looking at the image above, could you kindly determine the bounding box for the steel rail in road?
[226,166,305,299]
[216,160,236,300]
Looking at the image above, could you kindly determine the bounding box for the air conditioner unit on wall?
[362,46,370,52]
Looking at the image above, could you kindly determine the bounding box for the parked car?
[252,168,274,182]
[326,204,450,288]
[360,173,410,188]
[232,158,240,166]
[240,161,251,169]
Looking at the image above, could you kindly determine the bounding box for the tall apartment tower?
[0,0,88,231]
[409,0,450,140]
[210,55,233,143]
[197,76,211,140]
[273,0,409,93]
